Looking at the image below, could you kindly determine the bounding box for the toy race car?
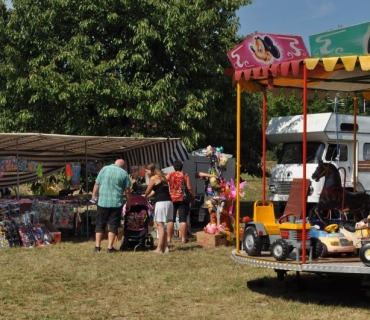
[310,224,356,257]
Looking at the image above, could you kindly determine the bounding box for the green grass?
[0,236,369,319]
[2,162,369,319]
[239,161,279,217]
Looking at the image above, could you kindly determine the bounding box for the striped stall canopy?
[0,133,189,188]
[123,138,190,169]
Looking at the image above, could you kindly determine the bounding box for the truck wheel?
[243,226,262,256]
[311,238,324,258]
[359,243,370,267]
[271,239,289,261]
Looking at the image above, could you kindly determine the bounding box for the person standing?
[91,159,131,253]
[144,163,173,253]
[166,160,195,244]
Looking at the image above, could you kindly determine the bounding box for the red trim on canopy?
[243,69,252,80]
[270,63,279,77]
[232,61,304,81]
[280,62,291,76]
[262,66,269,78]
[235,71,242,81]
[252,67,261,78]
[291,60,301,76]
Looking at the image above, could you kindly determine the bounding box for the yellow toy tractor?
[243,201,312,261]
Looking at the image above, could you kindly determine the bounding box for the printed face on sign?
[250,36,280,62]
[227,33,309,70]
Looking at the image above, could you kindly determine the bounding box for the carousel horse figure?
[308,160,370,223]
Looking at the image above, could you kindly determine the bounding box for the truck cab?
[267,113,370,211]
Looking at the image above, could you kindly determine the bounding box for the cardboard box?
[51,232,62,244]
[196,231,228,247]
[42,220,62,243]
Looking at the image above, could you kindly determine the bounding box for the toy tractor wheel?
[271,239,289,261]
[359,242,370,267]
[321,243,328,257]
[311,238,324,258]
[243,226,262,256]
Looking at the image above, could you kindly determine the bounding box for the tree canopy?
[1,1,248,144]
[0,1,360,176]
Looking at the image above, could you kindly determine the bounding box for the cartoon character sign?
[228,33,309,70]
[250,36,280,62]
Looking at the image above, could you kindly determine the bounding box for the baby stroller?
[120,195,154,251]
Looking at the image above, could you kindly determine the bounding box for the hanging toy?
[215,146,223,159]
[71,163,81,187]
[206,145,219,165]
[65,164,73,181]
[209,176,219,189]
[239,181,247,198]
[36,163,43,177]
[206,145,215,159]
[218,155,229,171]
[206,188,215,197]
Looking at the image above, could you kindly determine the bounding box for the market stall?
[0,134,189,246]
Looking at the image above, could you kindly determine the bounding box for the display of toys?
[2,218,21,247]
[18,224,37,248]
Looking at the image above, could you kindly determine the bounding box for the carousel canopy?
[228,55,370,99]
[226,22,370,99]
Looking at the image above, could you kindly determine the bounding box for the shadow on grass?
[57,231,95,243]
[247,273,370,308]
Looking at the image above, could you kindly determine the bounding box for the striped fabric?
[0,134,189,188]
[123,139,189,170]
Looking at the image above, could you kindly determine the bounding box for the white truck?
[267,112,370,212]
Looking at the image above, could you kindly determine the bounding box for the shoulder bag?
[181,175,193,203]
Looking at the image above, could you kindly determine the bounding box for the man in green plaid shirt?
[92,159,131,253]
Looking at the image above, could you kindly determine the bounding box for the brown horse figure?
[308,160,370,223]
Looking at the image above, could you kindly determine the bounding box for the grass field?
[1,234,369,320]
[239,162,273,217]
[2,164,370,319]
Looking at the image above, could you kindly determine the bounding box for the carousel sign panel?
[309,21,370,58]
[227,33,309,71]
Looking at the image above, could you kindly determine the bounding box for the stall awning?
[0,133,189,188]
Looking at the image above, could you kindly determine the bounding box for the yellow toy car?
[311,224,356,257]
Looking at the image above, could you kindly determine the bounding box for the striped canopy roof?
[0,133,189,188]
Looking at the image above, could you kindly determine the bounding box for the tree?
[0,0,9,118]
[3,0,251,152]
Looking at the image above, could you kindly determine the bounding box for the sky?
[4,0,370,52]
[237,0,370,51]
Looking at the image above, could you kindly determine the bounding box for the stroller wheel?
[134,244,141,252]
[120,237,127,251]
[148,234,154,250]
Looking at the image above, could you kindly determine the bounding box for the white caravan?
[267,112,370,210]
